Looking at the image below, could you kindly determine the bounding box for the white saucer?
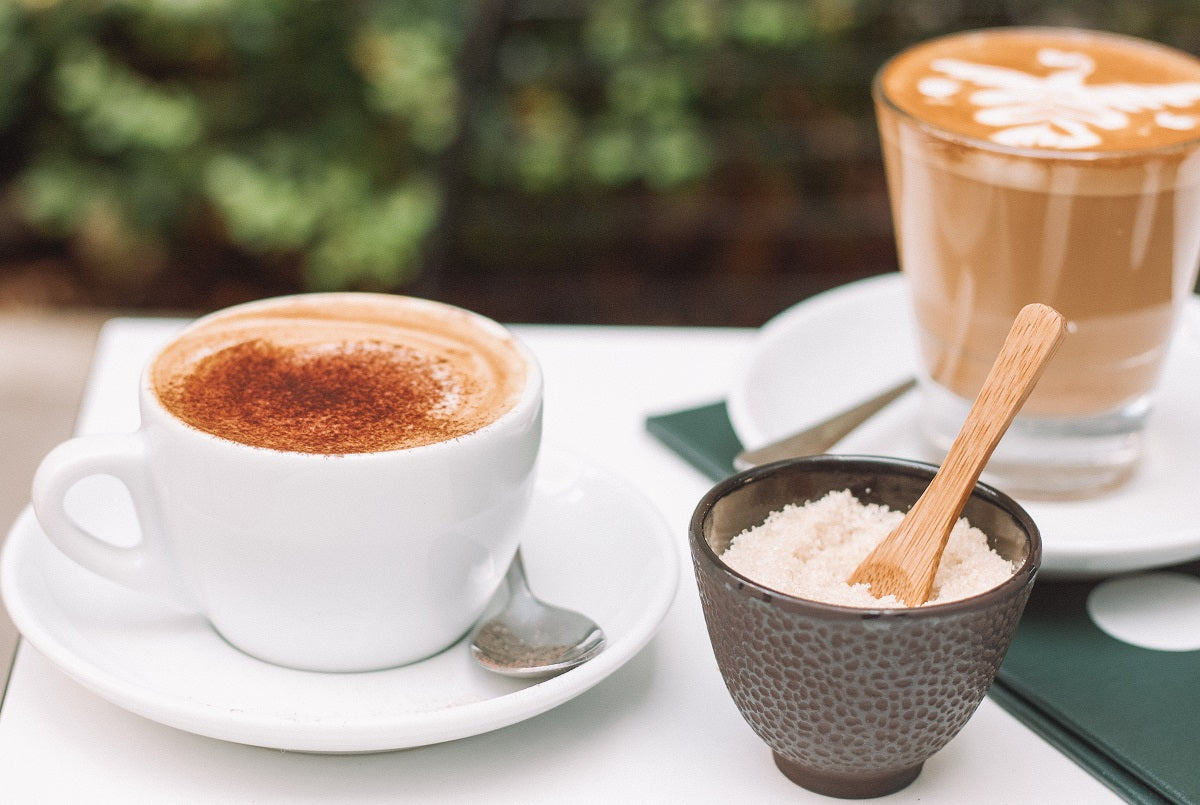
[727,273,1200,578]
[1,447,678,753]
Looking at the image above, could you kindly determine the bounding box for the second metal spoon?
[734,377,916,469]
[469,550,606,679]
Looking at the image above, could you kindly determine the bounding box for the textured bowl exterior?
[689,455,1040,798]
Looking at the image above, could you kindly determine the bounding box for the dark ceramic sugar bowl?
[689,455,1040,799]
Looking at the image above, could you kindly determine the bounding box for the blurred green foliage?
[2,0,1199,305]
[1,0,463,297]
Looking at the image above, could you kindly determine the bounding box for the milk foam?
[879,29,1200,193]
[923,49,1200,149]
[883,29,1200,149]
[152,294,529,452]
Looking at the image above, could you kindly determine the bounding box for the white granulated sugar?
[719,489,1014,608]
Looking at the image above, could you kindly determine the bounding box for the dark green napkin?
[646,402,1200,805]
[645,401,742,482]
[990,571,1200,805]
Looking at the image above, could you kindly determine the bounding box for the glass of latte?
[32,294,543,673]
[876,27,1200,498]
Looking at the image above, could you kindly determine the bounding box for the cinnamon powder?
[159,338,483,454]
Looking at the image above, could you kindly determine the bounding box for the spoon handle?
[849,303,1066,604]
[921,303,1067,524]
[734,377,916,469]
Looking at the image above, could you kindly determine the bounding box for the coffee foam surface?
[882,28,1200,152]
[152,295,528,454]
[879,29,1200,193]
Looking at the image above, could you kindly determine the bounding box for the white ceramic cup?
[31,293,543,673]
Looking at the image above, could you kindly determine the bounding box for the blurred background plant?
[1,0,1198,324]
[0,0,463,309]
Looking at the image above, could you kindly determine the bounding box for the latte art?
[883,28,1200,151]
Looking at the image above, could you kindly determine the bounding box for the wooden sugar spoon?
[847,303,1067,606]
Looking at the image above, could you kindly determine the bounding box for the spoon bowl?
[470,550,606,678]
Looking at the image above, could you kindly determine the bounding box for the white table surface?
[0,319,1120,804]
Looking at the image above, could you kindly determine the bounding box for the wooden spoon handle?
[847,303,1066,605]
[922,302,1067,526]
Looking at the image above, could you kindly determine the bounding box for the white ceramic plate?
[728,273,1200,578]
[0,447,678,753]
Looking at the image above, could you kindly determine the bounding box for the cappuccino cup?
[32,293,543,672]
[876,27,1200,498]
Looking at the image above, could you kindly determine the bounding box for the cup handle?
[31,433,195,610]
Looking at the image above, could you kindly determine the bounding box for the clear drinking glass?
[875,27,1200,498]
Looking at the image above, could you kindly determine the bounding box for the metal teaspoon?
[469,550,606,679]
[734,377,916,469]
